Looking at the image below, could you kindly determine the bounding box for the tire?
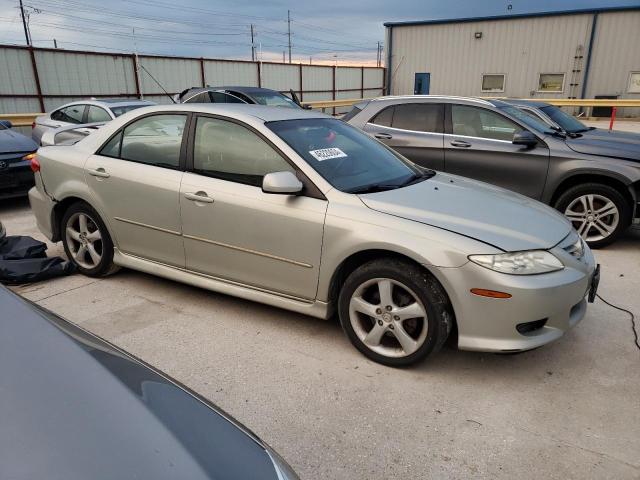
[338,258,453,367]
[554,183,630,249]
[61,202,119,277]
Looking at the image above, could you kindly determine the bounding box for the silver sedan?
[28,104,598,366]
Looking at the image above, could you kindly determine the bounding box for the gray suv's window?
[370,104,443,133]
[193,117,293,187]
[98,114,186,169]
[185,92,211,103]
[451,105,519,141]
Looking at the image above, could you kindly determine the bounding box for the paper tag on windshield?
[309,147,347,161]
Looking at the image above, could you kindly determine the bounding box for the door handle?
[450,140,471,148]
[87,168,110,178]
[374,133,393,140]
[184,191,214,203]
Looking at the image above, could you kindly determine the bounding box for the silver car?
[28,104,598,366]
[32,98,154,145]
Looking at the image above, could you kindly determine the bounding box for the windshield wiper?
[348,170,434,194]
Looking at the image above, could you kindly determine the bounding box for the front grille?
[516,319,548,335]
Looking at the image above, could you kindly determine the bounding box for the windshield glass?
[250,92,299,108]
[267,118,421,192]
[499,105,554,134]
[540,105,588,133]
[111,104,147,117]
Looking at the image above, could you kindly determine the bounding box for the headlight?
[469,250,564,275]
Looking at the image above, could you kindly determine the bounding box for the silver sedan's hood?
[359,173,571,251]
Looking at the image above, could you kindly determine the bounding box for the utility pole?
[250,24,256,61]
[282,51,285,63]
[287,10,292,64]
[376,41,381,67]
[309,56,312,65]
[53,38,57,48]
[19,0,31,45]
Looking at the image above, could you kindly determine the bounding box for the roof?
[495,99,553,108]
[63,99,154,108]
[121,103,328,123]
[384,6,640,27]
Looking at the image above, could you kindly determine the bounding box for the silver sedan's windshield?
[267,118,425,193]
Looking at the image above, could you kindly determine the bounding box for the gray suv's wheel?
[338,259,453,367]
[61,202,119,277]
[555,183,630,248]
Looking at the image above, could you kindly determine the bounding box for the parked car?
[0,284,299,479]
[28,104,598,366]
[345,96,640,247]
[32,98,154,144]
[0,120,38,199]
[175,86,302,109]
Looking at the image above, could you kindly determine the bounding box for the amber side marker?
[470,288,512,299]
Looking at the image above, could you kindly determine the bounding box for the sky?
[0,0,638,65]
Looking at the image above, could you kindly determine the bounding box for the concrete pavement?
[2,197,639,479]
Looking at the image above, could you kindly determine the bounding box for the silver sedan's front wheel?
[65,212,103,269]
[349,278,429,358]
[338,259,452,367]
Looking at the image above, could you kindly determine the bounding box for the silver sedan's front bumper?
[430,243,596,353]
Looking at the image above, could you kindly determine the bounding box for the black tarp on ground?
[0,235,76,284]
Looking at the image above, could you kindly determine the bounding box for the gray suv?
[345,96,640,247]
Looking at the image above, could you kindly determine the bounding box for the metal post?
[250,24,255,61]
[299,63,303,101]
[28,47,44,111]
[361,66,364,99]
[19,0,31,46]
[287,10,292,64]
[131,54,142,100]
[609,106,617,131]
[332,65,336,116]
[200,57,206,87]
[53,38,57,48]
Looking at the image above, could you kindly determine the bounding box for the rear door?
[443,104,550,199]
[362,102,445,170]
[179,115,326,300]
[85,113,187,267]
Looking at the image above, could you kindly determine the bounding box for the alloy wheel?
[65,212,103,269]
[564,194,619,243]
[348,277,429,358]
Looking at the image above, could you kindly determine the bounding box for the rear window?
[341,105,363,122]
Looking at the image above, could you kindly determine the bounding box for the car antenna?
[137,63,177,104]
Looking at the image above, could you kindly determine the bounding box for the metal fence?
[0,44,386,115]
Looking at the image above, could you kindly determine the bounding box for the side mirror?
[262,171,303,195]
[513,130,537,147]
[0,120,12,129]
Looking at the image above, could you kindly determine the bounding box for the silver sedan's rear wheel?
[338,259,453,367]
[61,202,118,277]
[65,212,103,269]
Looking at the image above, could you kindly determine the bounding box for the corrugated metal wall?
[0,45,385,115]
[386,10,639,115]
[586,11,640,116]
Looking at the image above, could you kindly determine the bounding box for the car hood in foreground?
[566,128,640,161]
[0,286,288,480]
[359,173,571,251]
[0,128,38,153]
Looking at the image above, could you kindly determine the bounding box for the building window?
[538,73,565,92]
[481,74,505,93]
[628,72,640,93]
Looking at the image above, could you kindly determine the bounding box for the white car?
[32,99,154,144]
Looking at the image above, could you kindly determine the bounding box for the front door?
[414,73,430,95]
[85,113,187,266]
[443,104,549,199]
[180,115,327,300]
[362,102,445,170]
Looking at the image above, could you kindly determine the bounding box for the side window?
[193,116,294,187]
[370,106,394,127]
[210,92,246,104]
[98,131,122,158]
[53,105,85,124]
[119,114,187,168]
[185,92,210,103]
[451,105,519,141]
[391,103,443,133]
[87,106,111,123]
